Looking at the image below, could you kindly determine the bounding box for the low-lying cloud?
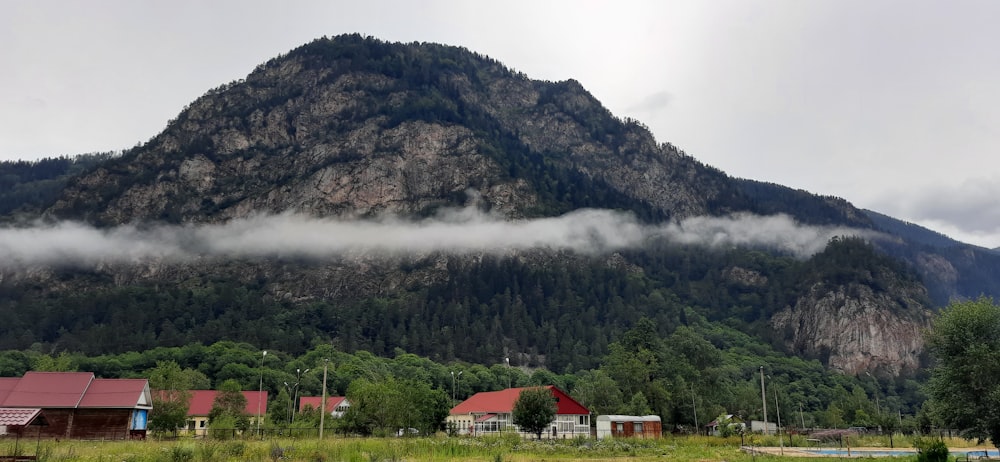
[0,209,875,269]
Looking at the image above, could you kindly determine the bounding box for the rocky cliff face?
[49,37,738,226]
[771,282,931,376]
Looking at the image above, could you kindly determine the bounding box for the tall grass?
[7,434,990,461]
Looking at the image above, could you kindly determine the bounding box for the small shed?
[595,415,662,439]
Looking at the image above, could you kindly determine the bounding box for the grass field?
[0,433,986,461]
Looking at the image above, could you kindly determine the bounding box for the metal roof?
[186,390,267,417]
[298,396,346,413]
[450,386,589,416]
[596,415,661,422]
[79,379,152,409]
[0,372,151,410]
[0,372,94,408]
[0,408,42,427]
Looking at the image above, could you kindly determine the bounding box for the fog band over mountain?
[0,209,874,268]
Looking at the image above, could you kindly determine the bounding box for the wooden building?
[0,372,151,439]
[595,415,662,439]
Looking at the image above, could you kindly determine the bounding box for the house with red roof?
[183,390,267,436]
[0,372,151,439]
[298,396,349,418]
[448,386,590,438]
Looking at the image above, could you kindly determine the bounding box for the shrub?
[914,437,949,462]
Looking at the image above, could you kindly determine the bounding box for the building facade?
[183,390,267,436]
[298,396,349,418]
[595,415,662,439]
[448,386,590,438]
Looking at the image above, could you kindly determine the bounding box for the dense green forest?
[0,237,917,373]
[0,317,921,434]
[0,237,926,432]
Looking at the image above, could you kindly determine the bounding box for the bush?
[163,445,194,462]
[914,437,949,462]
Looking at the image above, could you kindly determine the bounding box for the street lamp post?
[451,371,463,402]
[257,350,267,438]
[285,369,308,423]
[505,357,511,389]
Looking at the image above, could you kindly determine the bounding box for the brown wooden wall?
[610,420,662,438]
[70,409,131,439]
[6,409,133,440]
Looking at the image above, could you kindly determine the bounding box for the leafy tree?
[269,387,291,425]
[925,297,1000,450]
[209,379,250,432]
[512,387,557,439]
[570,370,623,416]
[342,376,448,436]
[714,414,739,438]
[147,361,194,433]
[623,392,652,416]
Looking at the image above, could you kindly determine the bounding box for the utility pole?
[257,350,267,438]
[799,403,806,430]
[319,359,329,440]
[689,381,698,434]
[773,382,783,454]
[760,366,768,435]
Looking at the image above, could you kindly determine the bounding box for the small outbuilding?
[595,415,662,439]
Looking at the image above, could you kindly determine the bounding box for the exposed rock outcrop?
[771,282,931,376]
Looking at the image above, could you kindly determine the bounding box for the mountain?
[0,34,992,379]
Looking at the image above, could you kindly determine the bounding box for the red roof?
[450,386,589,416]
[0,372,152,410]
[298,396,346,413]
[0,378,18,404]
[79,379,151,409]
[0,408,42,426]
[186,390,267,417]
[1,372,94,408]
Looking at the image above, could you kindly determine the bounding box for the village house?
[448,386,590,438]
[0,371,151,439]
[298,396,350,418]
[183,390,267,436]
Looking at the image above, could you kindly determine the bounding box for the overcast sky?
[2,0,998,248]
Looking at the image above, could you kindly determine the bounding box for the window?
[199,420,206,428]
[635,422,643,433]
[616,422,624,433]
[579,415,587,425]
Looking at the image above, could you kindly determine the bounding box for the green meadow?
[2,434,985,462]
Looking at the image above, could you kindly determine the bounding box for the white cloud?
[0,209,873,269]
